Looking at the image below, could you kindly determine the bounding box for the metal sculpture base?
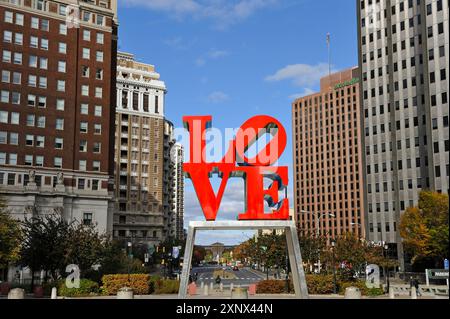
[178,220,309,299]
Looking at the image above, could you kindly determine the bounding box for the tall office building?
[292,68,365,241]
[0,0,118,233]
[171,142,184,241]
[357,0,449,268]
[114,52,167,246]
[113,52,184,246]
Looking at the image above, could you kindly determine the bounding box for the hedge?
[256,276,385,296]
[58,279,99,297]
[101,274,150,296]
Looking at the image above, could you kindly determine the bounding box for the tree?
[193,246,206,265]
[19,214,71,285]
[0,198,22,280]
[400,191,449,268]
[65,222,106,276]
[297,231,327,272]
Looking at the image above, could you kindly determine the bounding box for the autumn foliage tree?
[400,191,449,268]
[0,198,22,281]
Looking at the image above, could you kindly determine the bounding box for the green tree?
[65,222,106,276]
[0,198,22,280]
[400,191,449,267]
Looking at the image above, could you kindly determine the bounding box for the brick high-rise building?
[357,0,449,268]
[292,67,365,241]
[0,0,118,233]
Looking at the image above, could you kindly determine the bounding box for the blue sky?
[117,0,358,245]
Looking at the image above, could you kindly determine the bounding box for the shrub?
[154,279,179,295]
[101,274,150,296]
[338,280,384,296]
[148,276,161,294]
[306,275,335,295]
[256,280,289,294]
[58,279,99,297]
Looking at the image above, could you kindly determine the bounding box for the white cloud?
[265,63,332,87]
[206,91,229,104]
[121,0,278,29]
[195,48,230,67]
[288,88,316,100]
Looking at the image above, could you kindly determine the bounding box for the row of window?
[366,138,449,155]
[0,152,101,171]
[4,8,106,30]
[0,80,104,99]
[365,116,449,136]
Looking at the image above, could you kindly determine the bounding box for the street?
[191,266,266,287]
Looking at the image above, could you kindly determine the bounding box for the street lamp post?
[127,241,132,283]
[331,240,337,294]
[384,244,390,293]
[300,210,335,273]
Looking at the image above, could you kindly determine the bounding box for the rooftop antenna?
[326,33,332,89]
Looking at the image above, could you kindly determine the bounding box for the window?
[9,133,18,145]
[4,11,13,24]
[59,23,67,35]
[37,116,45,128]
[29,55,38,68]
[83,30,91,41]
[36,136,45,147]
[93,142,101,153]
[40,57,48,69]
[0,131,6,144]
[80,122,88,133]
[26,114,35,126]
[81,85,89,96]
[58,61,66,73]
[94,105,102,116]
[11,92,20,104]
[10,112,19,124]
[1,70,10,83]
[14,33,23,45]
[40,39,48,50]
[38,77,47,88]
[81,104,89,115]
[24,155,33,166]
[9,154,17,165]
[0,153,5,165]
[95,87,102,98]
[31,17,39,29]
[79,160,87,171]
[16,13,24,26]
[2,50,11,63]
[96,69,103,80]
[1,91,9,103]
[3,30,12,43]
[94,124,102,134]
[96,51,103,62]
[59,42,67,54]
[56,99,65,111]
[12,72,21,84]
[83,213,93,225]
[41,19,49,31]
[28,75,37,87]
[56,118,64,130]
[79,140,87,152]
[30,36,38,48]
[82,66,89,77]
[54,157,62,168]
[35,156,44,167]
[82,48,90,59]
[96,33,104,44]
[26,134,34,146]
[93,161,100,172]
[29,95,38,107]
[57,80,66,92]
[55,138,63,149]
[13,53,22,64]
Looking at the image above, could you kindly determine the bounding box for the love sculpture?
[183,115,289,221]
[178,115,309,300]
